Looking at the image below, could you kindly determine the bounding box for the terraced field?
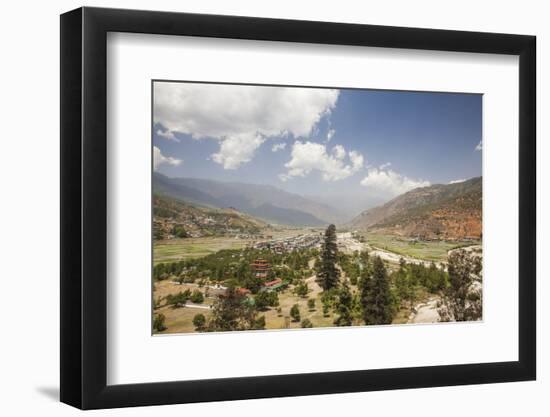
[365,233,480,263]
[153,237,255,265]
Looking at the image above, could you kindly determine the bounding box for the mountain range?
[154,173,482,238]
[153,173,347,226]
[349,177,482,240]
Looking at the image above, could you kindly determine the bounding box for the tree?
[438,250,482,322]
[190,289,204,304]
[193,313,206,331]
[316,224,340,291]
[290,304,301,322]
[301,319,313,328]
[295,281,309,298]
[165,290,191,308]
[393,258,418,308]
[255,291,279,311]
[171,225,188,238]
[360,256,394,325]
[206,288,258,331]
[153,313,167,332]
[307,298,316,311]
[322,302,330,317]
[334,280,353,326]
[153,225,165,241]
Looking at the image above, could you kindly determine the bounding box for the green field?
[365,233,480,262]
[154,237,254,265]
[153,228,319,265]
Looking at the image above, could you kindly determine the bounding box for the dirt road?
[337,236,435,267]
[407,296,441,324]
[368,247,435,267]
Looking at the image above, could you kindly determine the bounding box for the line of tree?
[315,225,396,326]
[391,258,448,309]
[153,247,316,291]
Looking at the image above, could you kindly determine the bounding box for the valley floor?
[153,232,482,334]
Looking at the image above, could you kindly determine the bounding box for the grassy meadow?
[154,237,254,265]
[365,233,480,262]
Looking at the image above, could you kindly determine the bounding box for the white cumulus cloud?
[153,146,182,171]
[156,128,180,142]
[271,142,287,152]
[349,150,364,171]
[360,167,430,197]
[211,133,263,169]
[280,141,364,182]
[332,144,346,160]
[154,82,339,169]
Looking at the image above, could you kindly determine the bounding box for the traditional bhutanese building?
[234,287,251,296]
[262,278,287,292]
[250,258,270,279]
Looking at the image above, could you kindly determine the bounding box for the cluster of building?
[154,211,258,239]
[251,234,322,254]
[234,258,288,296]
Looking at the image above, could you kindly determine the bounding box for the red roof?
[264,278,282,287]
[235,287,251,295]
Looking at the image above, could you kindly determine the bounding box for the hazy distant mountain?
[349,177,482,240]
[153,173,347,226]
[304,192,388,220]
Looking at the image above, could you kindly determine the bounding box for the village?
[250,232,324,253]
[153,195,268,240]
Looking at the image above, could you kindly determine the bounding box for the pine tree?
[207,288,258,331]
[360,256,393,325]
[334,279,353,326]
[394,257,416,308]
[316,224,340,291]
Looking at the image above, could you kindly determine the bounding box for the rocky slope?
[349,177,482,240]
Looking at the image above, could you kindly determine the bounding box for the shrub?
[290,304,301,322]
[165,291,190,308]
[171,225,188,238]
[254,316,266,330]
[322,303,330,317]
[307,298,316,311]
[301,319,313,328]
[153,314,167,332]
[193,313,206,331]
[190,290,204,304]
[295,282,309,298]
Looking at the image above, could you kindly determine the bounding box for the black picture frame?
[60,6,536,410]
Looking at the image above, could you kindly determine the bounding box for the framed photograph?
[60,7,536,410]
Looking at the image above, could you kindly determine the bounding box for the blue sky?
[153,82,481,213]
